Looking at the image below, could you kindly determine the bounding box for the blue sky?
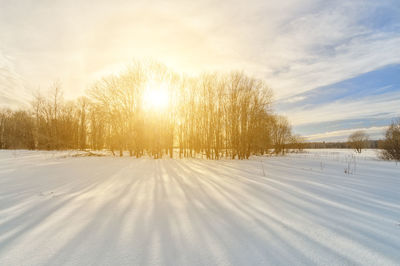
[0,0,399,141]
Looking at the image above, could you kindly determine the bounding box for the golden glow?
[142,81,170,111]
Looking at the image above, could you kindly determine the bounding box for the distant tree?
[271,116,291,155]
[380,120,400,162]
[290,134,306,152]
[347,130,369,153]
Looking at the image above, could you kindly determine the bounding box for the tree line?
[304,126,400,162]
[304,140,380,149]
[0,62,297,159]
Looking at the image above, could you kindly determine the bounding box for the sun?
[142,81,170,111]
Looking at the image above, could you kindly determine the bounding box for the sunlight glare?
[143,81,169,111]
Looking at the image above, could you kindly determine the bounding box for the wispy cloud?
[279,64,400,140]
[287,90,400,125]
[306,126,388,142]
[0,50,30,108]
[261,1,400,99]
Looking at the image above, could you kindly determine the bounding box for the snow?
[0,149,399,265]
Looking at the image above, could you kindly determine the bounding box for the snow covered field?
[0,149,399,266]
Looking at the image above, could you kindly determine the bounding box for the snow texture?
[0,149,399,265]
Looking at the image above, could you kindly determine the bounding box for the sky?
[0,0,399,141]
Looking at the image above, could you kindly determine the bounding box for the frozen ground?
[0,149,399,266]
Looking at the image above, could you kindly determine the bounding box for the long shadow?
[187,158,400,263]
[43,158,151,265]
[1,155,399,265]
[165,160,320,265]
[0,158,147,261]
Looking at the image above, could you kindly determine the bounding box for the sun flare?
[142,81,169,111]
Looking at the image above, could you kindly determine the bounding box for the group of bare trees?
[0,84,89,151]
[0,110,35,149]
[0,62,296,159]
[347,123,400,162]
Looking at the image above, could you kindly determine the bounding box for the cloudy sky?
[1,0,399,141]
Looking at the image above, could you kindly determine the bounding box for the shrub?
[380,119,400,162]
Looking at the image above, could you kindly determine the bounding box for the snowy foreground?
[0,150,399,266]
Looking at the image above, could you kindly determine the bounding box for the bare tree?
[348,130,369,153]
[271,116,291,155]
[76,97,89,150]
[380,119,400,162]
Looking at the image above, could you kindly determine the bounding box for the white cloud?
[285,91,400,126]
[281,96,306,103]
[306,126,387,142]
[258,2,400,99]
